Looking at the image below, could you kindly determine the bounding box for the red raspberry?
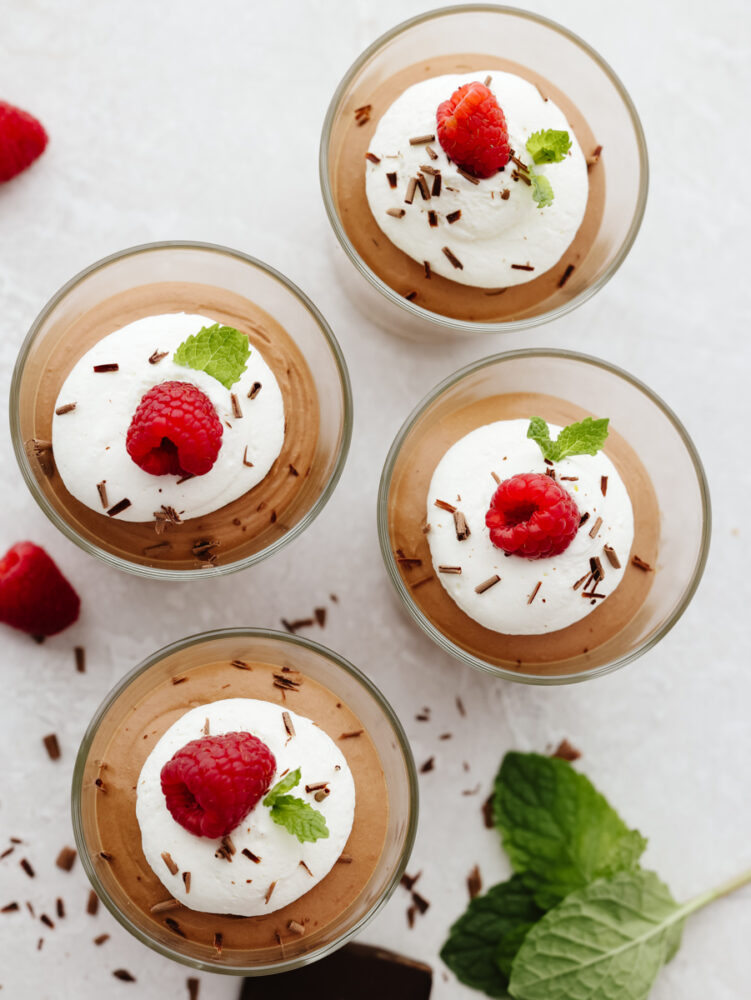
[126,381,223,478]
[0,101,48,183]
[161,732,277,839]
[436,81,510,179]
[485,472,580,560]
[0,542,80,637]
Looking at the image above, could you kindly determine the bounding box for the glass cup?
[10,242,352,579]
[378,350,710,683]
[72,627,418,975]
[320,5,648,340]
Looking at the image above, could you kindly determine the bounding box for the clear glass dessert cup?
[378,350,711,683]
[72,627,418,975]
[9,241,352,579]
[320,4,648,341]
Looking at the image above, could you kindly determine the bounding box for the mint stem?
[682,866,751,918]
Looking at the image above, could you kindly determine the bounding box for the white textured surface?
[0,1,749,999]
[426,420,632,633]
[366,70,587,286]
[136,699,354,916]
[53,314,285,520]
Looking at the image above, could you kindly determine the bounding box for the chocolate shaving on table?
[248,381,262,400]
[558,263,575,287]
[589,516,603,538]
[386,207,405,218]
[149,350,169,365]
[446,209,461,224]
[527,581,542,604]
[587,144,603,168]
[434,498,457,513]
[603,545,621,569]
[439,732,452,740]
[467,865,483,900]
[299,860,313,876]
[0,847,15,859]
[456,696,466,718]
[442,246,463,269]
[416,174,431,200]
[93,363,119,373]
[56,899,65,920]
[27,902,35,916]
[365,152,380,164]
[20,858,34,877]
[475,574,500,594]
[420,757,434,774]
[55,846,76,871]
[39,912,55,929]
[404,290,417,301]
[94,933,110,945]
[438,565,461,574]
[1,902,19,912]
[409,133,435,145]
[456,167,480,185]
[552,739,582,761]
[314,606,326,626]
[412,891,430,914]
[87,890,99,915]
[415,712,429,722]
[632,555,653,572]
[400,871,422,891]
[187,977,199,1000]
[511,263,534,271]
[453,510,471,540]
[161,852,178,876]
[242,848,261,864]
[427,209,438,227]
[404,176,417,204]
[407,904,417,929]
[482,794,495,828]
[43,733,61,761]
[386,171,398,188]
[107,497,131,517]
[113,970,136,982]
[55,402,76,415]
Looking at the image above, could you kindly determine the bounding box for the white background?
[1,1,749,997]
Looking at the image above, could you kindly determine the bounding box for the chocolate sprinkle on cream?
[446,210,462,224]
[265,881,277,904]
[500,189,511,200]
[242,848,261,864]
[386,171,398,188]
[96,480,109,509]
[453,510,471,540]
[528,581,542,604]
[511,263,535,271]
[230,394,243,419]
[428,209,438,227]
[55,402,76,415]
[589,516,603,538]
[404,177,417,205]
[456,167,480,185]
[365,152,381,164]
[386,207,405,218]
[409,133,435,145]
[248,381,262,400]
[299,860,313,876]
[416,174,431,201]
[572,572,590,591]
[423,260,432,279]
[107,498,131,518]
[434,498,457,513]
[93,363,119,373]
[426,143,438,159]
[632,555,653,572]
[438,565,462,574]
[579,511,590,527]
[442,246,463,269]
[282,711,295,738]
[182,871,191,893]
[149,350,169,365]
[202,718,210,735]
[475,574,501,594]
[161,852,178,876]
[431,173,442,197]
[603,545,621,569]
[43,733,61,761]
[558,263,575,287]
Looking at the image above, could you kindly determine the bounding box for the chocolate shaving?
[242,848,261,864]
[187,977,199,1000]
[434,498,457,513]
[365,152,380,164]
[431,173,442,197]
[305,781,329,793]
[165,916,186,937]
[456,167,480,185]
[416,174,431,200]
[500,188,510,200]
[265,881,277,904]
[560,475,578,481]
[1,902,19,913]
[603,545,621,569]
[95,480,109,509]
[420,757,434,774]
[55,846,76,871]
[150,897,180,914]
[39,913,55,929]
[456,696,466,717]
[438,565,461,574]
[419,164,440,175]
[482,794,494,828]
[404,290,417,301]
[93,363,119,373]
[314,789,329,803]
[401,871,422,891]
[386,171,398,188]
[107,497,131,518]
[511,263,535,271]
[336,854,353,864]
[94,933,110,945]
[484,74,492,86]
[558,263,575,287]
[43,733,61,761]
[527,581,542,604]
[404,176,417,204]
[446,210,461,224]
[54,899,65,919]
[589,516,603,538]
[410,574,434,589]
[600,475,608,496]
[192,538,219,561]
[161,852,178,876]
[213,932,223,953]
[148,350,169,365]
[426,144,438,160]
[20,858,34,877]
[572,572,590,591]
[427,209,438,227]
[113,970,135,982]
[412,891,430,914]
[579,511,590,526]
[453,510,471,541]
[55,402,76,415]
[282,711,295,738]
[409,134,435,145]
[423,260,432,279]
[87,890,99,915]
[546,467,556,480]
[475,574,500,594]
[441,246,463,269]
[386,207,405,218]
[407,905,417,929]
[273,672,301,692]
[632,555,653,572]
[299,860,313,876]
[0,847,14,859]
[552,739,581,761]
[230,393,243,419]
[314,606,327,626]
[248,381,262,400]
[467,865,483,900]
[287,919,306,936]
[339,729,363,739]
[587,144,603,169]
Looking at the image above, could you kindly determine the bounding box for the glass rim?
[9,240,354,580]
[319,3,650,335]
[377,348,712,685]
[71,626,419,975]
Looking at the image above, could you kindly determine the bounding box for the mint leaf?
[173,323,250,389]
[263,767,301,807]
[268,794,329,843]
[526,416,609,463]
[441,876,544,998]
[529,172,554,208]
[508,870,684,1000]
[493,753,646,909]
[526,130,571,165]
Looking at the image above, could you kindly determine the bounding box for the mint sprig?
[263,767,329,844]
[173,323,250,390]
[526,129,571,164]
[529,172,554,209]
[527,416,609,463]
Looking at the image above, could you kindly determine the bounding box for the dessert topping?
[126,381,224,478]
[173,323,250,390]
[436,82,510,179]
[527,415,609,463]
[0,101,48,183]
[160,732,277,839]
[0,542,80,637]
[486,473,580,560]
[526,129,572,164]
[262,767,330,844]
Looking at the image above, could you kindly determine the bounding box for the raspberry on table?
[0,542,80,637]
[0,101,48,183]
[436,81,510,179]
[161,732,277,839]
[485,472,580,559]
[126,381,223,478]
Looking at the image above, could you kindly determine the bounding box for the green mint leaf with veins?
[529,171,554,208]
[440,876,545,998]
[526,416,609,463]
[173,323,250,390]
[263,767,329,844]
[493,753,646,909]
[508,870,685,1000]
[526,129,572,164]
